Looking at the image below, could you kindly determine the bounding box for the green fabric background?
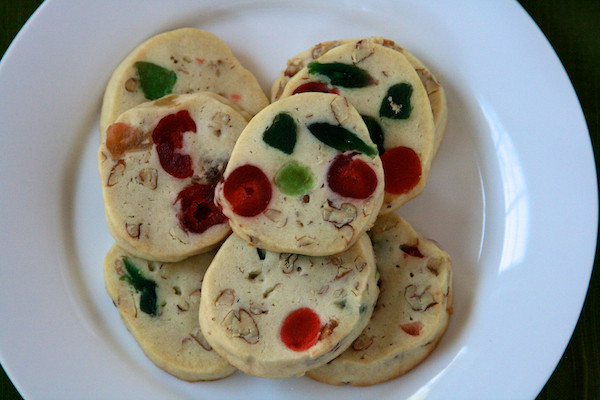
[1,1,598,398]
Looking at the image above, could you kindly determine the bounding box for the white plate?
[0,0,596,399]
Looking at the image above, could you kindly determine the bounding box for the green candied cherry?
[334,299,347,309]
[307,122,377,158]
[134,61,177,100]
[120,257,158,316]
[307,61,374,88]
[307,122,378,158]
[262,112,297,155]
[380,82,413,119]
[275,163,315,196]
[361,115,385,155]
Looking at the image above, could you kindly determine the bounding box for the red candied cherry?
[400,321,423,336]
[280,307,321,352]
[400,244,424,258]
[152,110,197,179]
[327,153,378,199]
[292,81,340,95]
[176,184,227,233]
[223,164,272,217]
[380,146,421,195]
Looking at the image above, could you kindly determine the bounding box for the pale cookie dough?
[199,233,379,378]
[99,92,248,262]
[271,37,447,157]
[100,27,268,140]
[104,244,236,381]
[214,92,384,256]
[306,213,453,386]
[277,39,436,213]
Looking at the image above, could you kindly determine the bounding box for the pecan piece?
[284,57,304,77]
[354,256,367,272]
[311,40,340,59]
[124,77,138,92]
[335,265,352,280]
[190,329,213,351]
[116,293,138,318]
[176,300,190,312]
[169,226,190,244]
[352,39,376,64]
[404,285,438,311]
[311,43,326,60]
[330,96,351,124]
[154,94,179,106]
[318,284,330,295]
[262,283,280,299]
[208,111,231,137]
[125,222,142,239]
[379,38,404,52]
[273,79,286,101]
[427,258,442,276]
[338,225,355,245]
[322,200,357,228]
[222,309,260,344]
[249,302,268,315]
[136,168,158,189]
[264,208,288,228]
[114,258,125,275]
[415,68,441,95]
[352,334,374,351]
[319,319,339,340]
[280,254,299,274]
[106,159,126,186]
[215,289,235,307]
[296,235,317,247]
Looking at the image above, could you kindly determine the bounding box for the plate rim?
[0,1,597,399]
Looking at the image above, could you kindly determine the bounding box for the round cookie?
[198,233,379,378]
[100,27,268,139]
[277,39,436,213]
[306,213,453,386]
[271,37,447,157]
[214,92,385,256]
[99,92,248,262]
[104,244,236,381]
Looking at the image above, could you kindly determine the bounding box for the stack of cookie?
[98,28,453,386]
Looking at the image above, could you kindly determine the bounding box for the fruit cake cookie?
[104,244,236,381]
[276,39,436,213]
[99,92,248,262]
[306,213,452,386]
[214,92,384,256]
[271,36,447,157]
[100,27,268,139]
[199,233,379,378]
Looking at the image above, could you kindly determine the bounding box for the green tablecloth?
[1,1,598,398]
